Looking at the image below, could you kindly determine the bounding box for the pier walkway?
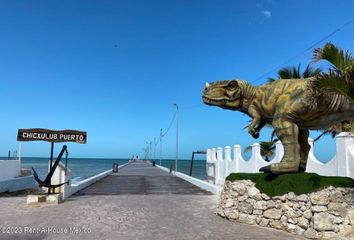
[76,161,211,195]
[0,162,305,240]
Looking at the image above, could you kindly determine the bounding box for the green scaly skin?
[202,79,354,173]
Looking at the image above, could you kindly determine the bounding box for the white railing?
[206,132,354,185]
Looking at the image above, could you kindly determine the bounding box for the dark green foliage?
[226,172,354,197]
[314,71,354,103]
[313,42,354,74]
[267,63,321,82]
[313,42,354,102]
[244,139,278,162]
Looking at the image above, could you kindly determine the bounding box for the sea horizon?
[0,157,208,183]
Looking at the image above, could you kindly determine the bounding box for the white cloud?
[261,10,272,19]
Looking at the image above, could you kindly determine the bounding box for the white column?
[233,145,241,172]
[18,143,22,162]
[224,146,231,177]
[211,148,217,184]
[206,149,215,184]
[216,147,224,185]
[251,143,262,172]
[335,132,354,177]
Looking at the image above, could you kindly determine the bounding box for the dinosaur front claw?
[252,131,260,139]
[248,126,260,139]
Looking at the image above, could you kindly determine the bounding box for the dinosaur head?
[202,80,244,110]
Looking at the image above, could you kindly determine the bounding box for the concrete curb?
[64,162,130,199]
[155,164,221,195]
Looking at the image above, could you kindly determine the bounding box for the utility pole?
[173,103,179,172]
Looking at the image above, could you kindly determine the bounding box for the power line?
[250,17,354,84]
[161,111,176,137]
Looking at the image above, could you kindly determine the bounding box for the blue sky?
[1,0,354,160]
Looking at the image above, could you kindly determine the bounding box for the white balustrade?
[206,133,354,186]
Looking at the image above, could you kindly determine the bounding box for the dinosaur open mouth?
[203,96,231,104]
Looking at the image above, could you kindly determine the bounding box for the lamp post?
[146,141,150,160]
[143,148,147,161]
[149,141,152,161]
[173,103,179,172]
[153,137,157,161]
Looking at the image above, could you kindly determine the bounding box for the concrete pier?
[76,161,211,195]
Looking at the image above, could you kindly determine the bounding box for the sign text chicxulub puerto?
[17,129,87,144]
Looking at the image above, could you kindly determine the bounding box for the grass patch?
[226,172,354,197]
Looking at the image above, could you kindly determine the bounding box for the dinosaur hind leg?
[298,129,310,172]
[260,118,300,173]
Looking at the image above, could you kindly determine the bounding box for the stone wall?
[216,180,354,239]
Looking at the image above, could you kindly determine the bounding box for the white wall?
[0,176,36,193]
[206,132,354,186]
[0,160,21,181]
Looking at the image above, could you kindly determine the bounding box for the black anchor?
[32,145,69,194]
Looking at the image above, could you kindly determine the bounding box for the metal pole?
[49,142,54,194]
[18,143,22,162]
[153,137,157,161]
[174,103,179,172]
[160,128,162,165]
[190,151,195,176]
[149,141,152,161]
[145,142,148,160]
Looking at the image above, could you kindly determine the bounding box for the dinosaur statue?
[202,78,354,173]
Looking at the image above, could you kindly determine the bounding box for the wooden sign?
[17,128,87,144]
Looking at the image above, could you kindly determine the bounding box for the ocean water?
[2,157,207,183]
[19,158,129,183]
[157,159,207,180]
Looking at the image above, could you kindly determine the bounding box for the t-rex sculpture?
[202,78,354,173]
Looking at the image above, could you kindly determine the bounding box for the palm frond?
[313,129,332,142]
[314,72,354,103]
[303,65,322,78]
[278,66,294,79]
[295,64,301,79]
[276,63,320,80]
[312,42,354,75]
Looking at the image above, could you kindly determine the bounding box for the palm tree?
[244,138,278,162]
[312,42,354,102]
[312,42,354,133]
[268,64,321,82]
